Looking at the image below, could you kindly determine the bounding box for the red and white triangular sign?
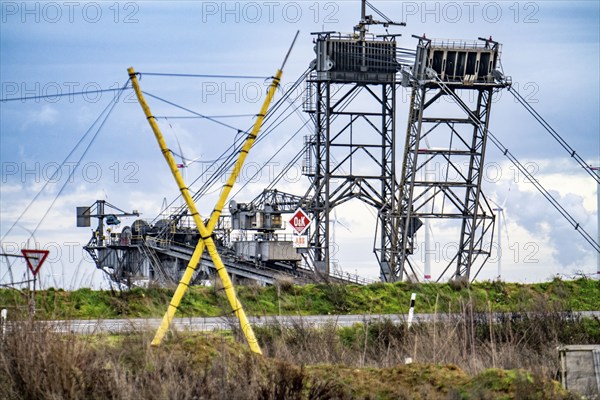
[21,249,49,276]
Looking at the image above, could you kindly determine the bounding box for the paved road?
[33,311,600,334]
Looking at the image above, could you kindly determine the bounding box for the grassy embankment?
[0,277,598,319]
[1,278,598,399]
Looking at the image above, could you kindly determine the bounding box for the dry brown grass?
[0,320,324,400]
[1,296,595,399]
[254,299,599,379]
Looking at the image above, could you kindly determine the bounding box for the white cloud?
[20,105,59,130]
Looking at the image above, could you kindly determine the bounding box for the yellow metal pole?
[128,68,263,354]
[147,68,282,348]
[132,32,298,352]
[145,31,299,349]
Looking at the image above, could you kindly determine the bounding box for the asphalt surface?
[26,311,600,334]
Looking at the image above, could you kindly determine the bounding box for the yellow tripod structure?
[128,31,298,354]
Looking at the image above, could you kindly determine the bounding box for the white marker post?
[405,293,417,364]
[407,292,416,328]
[1,309,7,338]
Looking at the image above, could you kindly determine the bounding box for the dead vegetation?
[2,296,596,399]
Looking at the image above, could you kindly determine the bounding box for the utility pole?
[424,219,431,280]
[592,165,600,279]
[492,203,505,281]
[495,206,502,280]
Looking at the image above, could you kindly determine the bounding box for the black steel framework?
[398,36,509,281]
[303,31,402,281]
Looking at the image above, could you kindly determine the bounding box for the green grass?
[302,363,574,399]
[0,277,598,320]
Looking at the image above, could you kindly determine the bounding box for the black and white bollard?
[405,293,417,364]
[407,293,416,328]
[1,309,7,338]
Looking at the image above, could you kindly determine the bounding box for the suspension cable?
[431,75,599,253]
[152,68,312,222]
[187,68,311,198]
[487,131,599,253]
[230,116,311,199]
[0,87,127,103]
[508,86,600,184]
[31,82,129,237]
[155,114,256,119]
[137,72,270,80]
[142,91,243,132]
[365,0,393,23]
[0,81,130,242]
[189,88,305,203]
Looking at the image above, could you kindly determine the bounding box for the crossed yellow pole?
[128,31,298,354]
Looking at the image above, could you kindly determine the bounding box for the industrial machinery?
[300,2,405,282]
[75,1,597,288]
[78,2,509,286]
[397,36,510,281]
[230,190,303,266]
[80,188,380,286]
[80,191,335,287]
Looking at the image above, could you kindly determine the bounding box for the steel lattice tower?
[302,24,403,281]
[398,36,510,281]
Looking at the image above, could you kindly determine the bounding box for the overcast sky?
[1,1,599,288]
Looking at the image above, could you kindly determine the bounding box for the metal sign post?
[21,249,49,315]
[592,166,600,279]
